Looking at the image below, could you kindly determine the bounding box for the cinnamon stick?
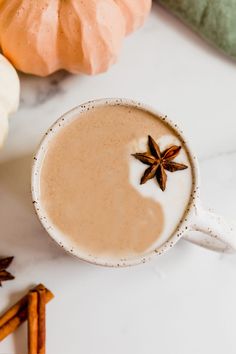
[0,307,27,341]
[0,284,53,342]
[0,296,27,328]
[28,291,38,354]
[38,286,46,354]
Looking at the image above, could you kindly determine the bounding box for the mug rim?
[31,98,199,267]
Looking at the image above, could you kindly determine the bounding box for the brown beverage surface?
[40,105,175,258]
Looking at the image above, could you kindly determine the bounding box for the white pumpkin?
[0,54,20,147]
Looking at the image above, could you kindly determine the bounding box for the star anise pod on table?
[132,135,188,191]
[0,257,15,287]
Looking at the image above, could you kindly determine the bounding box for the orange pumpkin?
[0,0,151,76]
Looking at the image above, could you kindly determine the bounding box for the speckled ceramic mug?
[31,98,236,267]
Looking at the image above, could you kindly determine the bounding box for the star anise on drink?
[132,135,188,191]
[0,257,15,287]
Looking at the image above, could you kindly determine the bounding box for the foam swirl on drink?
[40,104,193,261]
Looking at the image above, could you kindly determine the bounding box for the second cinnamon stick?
[38,286,46,354]
[28,291,38,354]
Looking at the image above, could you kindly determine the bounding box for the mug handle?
[183,207,236,253]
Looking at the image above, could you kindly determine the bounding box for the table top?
[1,4,236,354]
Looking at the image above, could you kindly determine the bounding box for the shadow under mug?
[31,98,236,267]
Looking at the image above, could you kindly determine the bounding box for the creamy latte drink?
[39,104,193,260]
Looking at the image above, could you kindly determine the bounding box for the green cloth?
[158,0,236,59]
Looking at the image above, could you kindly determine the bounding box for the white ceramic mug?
[31,98,236,267]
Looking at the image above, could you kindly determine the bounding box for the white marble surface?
[1,3,236,354]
